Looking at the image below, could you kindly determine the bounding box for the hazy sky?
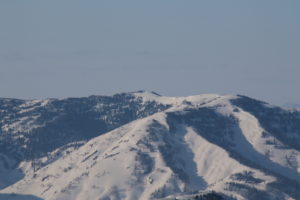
[0,1,299,105]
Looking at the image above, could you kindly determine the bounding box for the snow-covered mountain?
[0,91,300,200]
[283,102,300,110]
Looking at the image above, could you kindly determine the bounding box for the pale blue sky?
[0,0,299,105]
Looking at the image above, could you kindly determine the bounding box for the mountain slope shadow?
[167,107,300,182]
[158,121,207,191]
[167,107,300,199]
[231,124,300,182]
[0,193,43,200]
[231,95,300,151]
[0,158,24,190]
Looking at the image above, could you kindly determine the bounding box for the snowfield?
[0,91,300,200]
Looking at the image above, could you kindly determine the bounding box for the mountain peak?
[0,93,300,200]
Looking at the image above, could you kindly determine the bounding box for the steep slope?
[0,92,169,189]
[0,92,300,200]
[0,92,169,159]
[1,111,251,200]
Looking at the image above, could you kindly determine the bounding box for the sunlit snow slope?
[0,91,300,200]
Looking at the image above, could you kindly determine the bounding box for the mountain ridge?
[0,92,299,200]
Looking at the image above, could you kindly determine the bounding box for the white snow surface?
[0,92,299,200]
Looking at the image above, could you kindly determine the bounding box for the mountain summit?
[0,92,300,200]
